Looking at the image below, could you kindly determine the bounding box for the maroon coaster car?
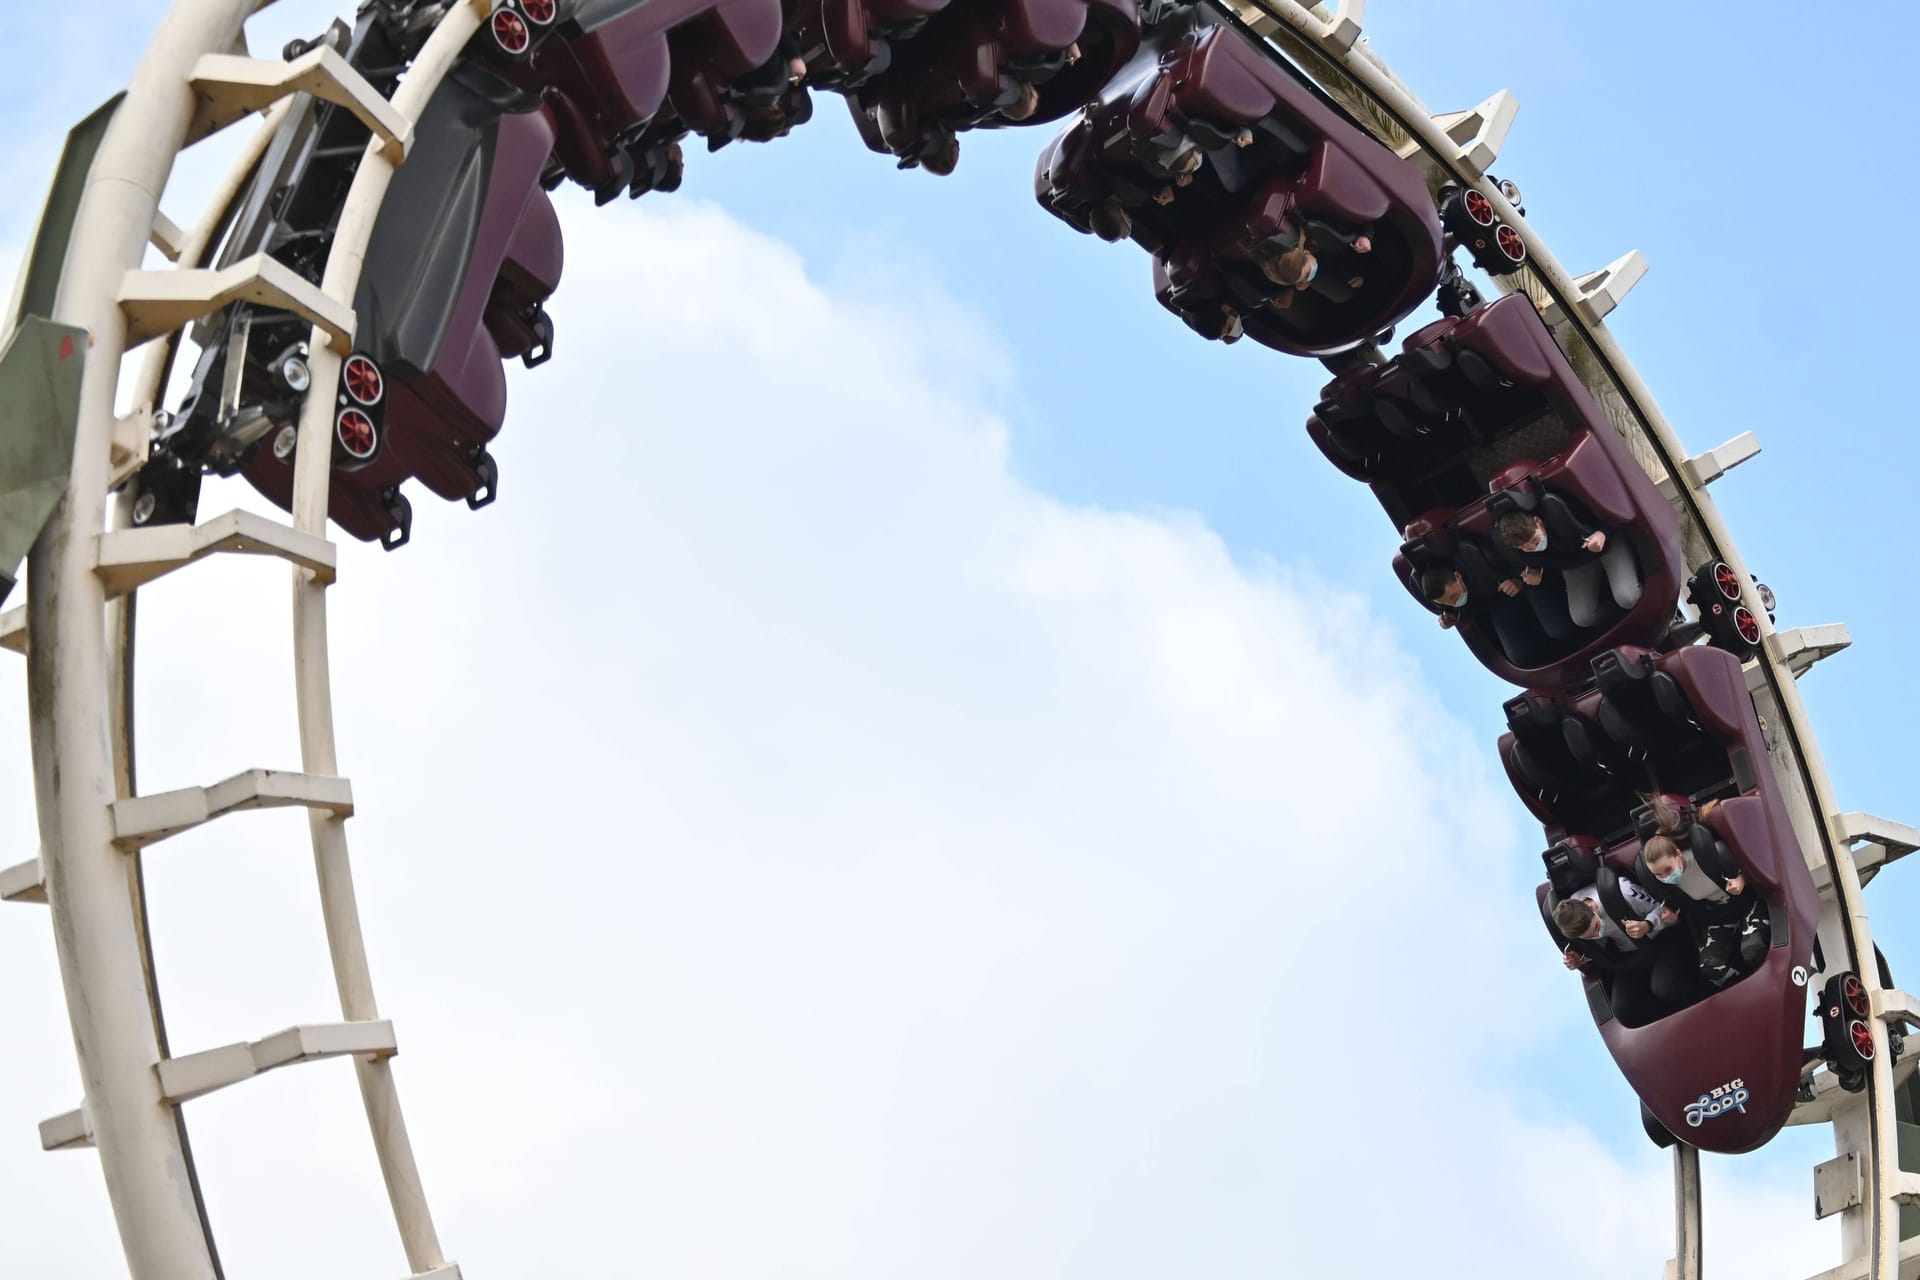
[245,66,566,547]
[1327,294,1684,687]
[1146,29,1442,356]
[788,0,952,88]
[1518,644,1818,1154]
[514,0,809,202]
[518,0,681,200]
[1034,19,1441,356]
[847,0,1141,170]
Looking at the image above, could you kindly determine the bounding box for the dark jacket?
[1499,492,1610,575]
[1297,218,1373,306]
[1419,540,1509,622]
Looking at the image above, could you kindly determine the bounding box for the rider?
[1552,882,1702,1024]
[1253,219,1376,305]
[1494,495,1642,629]
[1416,560,1546,667]
[1635,804,1766,987]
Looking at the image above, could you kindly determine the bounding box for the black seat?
[1485,477,1542,522]
[1593,648,1702,759]
[1403,334,1504,415]
[1506,693,1613,801]
[1398,523,1455,569]
[1543,836,1602,899]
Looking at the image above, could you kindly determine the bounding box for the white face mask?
[1452,588,1468,606]
[1523,530,1548,553]
[1301,258,1319,285]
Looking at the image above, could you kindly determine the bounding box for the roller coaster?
[0,0,1914,1276]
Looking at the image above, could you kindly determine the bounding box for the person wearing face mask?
[1493,494,1642,628]
[1416,558,1551,666]
[1140,139,1205,206]
[1636,829,1766,987]
[1253,218,1376,307]
[1550,882,1704,1025]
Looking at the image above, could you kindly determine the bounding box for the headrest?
[1543,838,1600,898]
[1591,646,1654,691]
[1503,692,1560,735]
[1485,481,1540,519]
[1399,512,1456,564]
[1402,508,1451,541]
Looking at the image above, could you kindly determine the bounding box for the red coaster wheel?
[491,9,531,55]
[341,354,384,407]
[520,0,557,24]
[335,408,378,461]
[1849,1018,1876,1061]
[1495,223,1526,263]
[1462,189,1495,226]
[1843,974,1870,1019]
[1713,561,1742,601]
[1733,605,1761,647]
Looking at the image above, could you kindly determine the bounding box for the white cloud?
[0,196,1834,1278]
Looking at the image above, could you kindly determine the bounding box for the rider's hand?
[1660,906,1679,924]
[1354,235,1373,253]
[1562,949,1583,970]
[1623,919,1651,939]
[1726,873,1747,895]
[1522,566,1544,587]
[1499,578,1523,597]
[1583,531,1607,553]
[1438,612,1457,630]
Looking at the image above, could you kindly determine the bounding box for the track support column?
[1671,1144,1702,1280]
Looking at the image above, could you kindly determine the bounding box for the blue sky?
[0,2,1914,1276]
[679,0,1920,1128]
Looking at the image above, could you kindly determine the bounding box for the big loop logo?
[1684,1078,1750,1127]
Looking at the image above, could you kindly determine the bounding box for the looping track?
[3,1,1912,1277]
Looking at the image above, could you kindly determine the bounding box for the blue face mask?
[1302,259,1319,285]
[1660,864,1686,885]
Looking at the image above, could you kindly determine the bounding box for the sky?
[0,2,1916,1277]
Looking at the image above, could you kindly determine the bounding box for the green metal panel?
[10,92,123,329]
[0,318,87,605]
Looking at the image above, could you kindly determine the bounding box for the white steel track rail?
[29,8,267,1274]
[102,85,294,1280]
[280,3,487,1273]
[1224,4,1910,1278]
[12,1,482,1277]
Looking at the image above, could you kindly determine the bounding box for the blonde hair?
[1642,793,1684,834]
[1643,834,1682,875]
[1003,80,1041,122]
[1253,242,1315,287]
